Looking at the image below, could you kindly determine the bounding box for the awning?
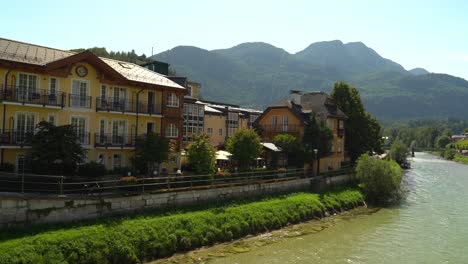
[216,150,232,160]
[261,142,282,152]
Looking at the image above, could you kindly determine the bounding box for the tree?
[226,129,262,170]
[388,140,409,168]
[302,114,333,172]
[135,133,170,175]
[272,134,302,167]
[187,134,216,174]
[356,154,403,205]
[29,121,86,175]
[464,128,468,134]
[435,135,451,149]
[331,82,383,163]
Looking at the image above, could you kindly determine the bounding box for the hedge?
[0,188,364,264]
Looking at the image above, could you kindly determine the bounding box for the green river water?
[157,153,468,264]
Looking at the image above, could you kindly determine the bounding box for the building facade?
[255,91,347,172]
[0,38,185,172]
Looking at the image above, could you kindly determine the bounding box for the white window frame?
[219,128,223,136]
[112,153,125,170]
[167,93,179,107]
[17,72,39,100]
[166,123,178,138]
[97,153,106,167]
[70,79,90,108]
[49,77,59,94]
[47,113,58,126]
[70,115,89,145]
[282,115,289,132]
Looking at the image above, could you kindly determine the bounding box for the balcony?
[94,133,136,148]
[0,130,34,146]
[69,94,92,108]
[96,97,161,115]
[0,86,66,108]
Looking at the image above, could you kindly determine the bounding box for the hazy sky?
[2,0,468,79]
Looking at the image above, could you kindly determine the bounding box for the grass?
[0,188,364,264]
[453,153,468,164]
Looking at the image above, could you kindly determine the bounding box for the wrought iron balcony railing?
[96,97,162,115]
[0,86,66,107]
[69,94,92,108]
[94,133,136,147]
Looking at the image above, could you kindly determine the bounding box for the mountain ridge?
[153,40,468,120]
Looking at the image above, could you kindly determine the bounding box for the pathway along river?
[156,153,468,264]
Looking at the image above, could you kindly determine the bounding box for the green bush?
[388,140,409,167]
[77,162,107,177]
[356,154,403,205]
[0,189,363,264]
[443,149,457,160]
[0,162,15,172]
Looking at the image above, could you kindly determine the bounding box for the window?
[100,85,107,98]
[186,86,192,97]
[18,73,38,100]
[48,114,57,126]
[327,119,335,130]
[71,116,88,144]
[337,139,343,153]
[49,78,58,94]
[112,120,127,144]
[113,87,128,111]
[339,120,344,129]
[207,128,213,135]
[71,80,89,108]
[113,153,124,169]
[219,128,223,136]
[15,112,35,144]
[97,153,106,166]
[227,112,239,137]
[249,114,259,125]
[282,115,289,132]
[272,115,278,125]
[166,124,178,138]
[167,93,179,107]
[98,119,107,144]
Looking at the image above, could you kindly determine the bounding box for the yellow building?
[255,91,347,172]
[0,38,185,172]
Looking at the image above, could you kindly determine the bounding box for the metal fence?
[0,167,354,197]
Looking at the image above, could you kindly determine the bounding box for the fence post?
[60,176,64,196]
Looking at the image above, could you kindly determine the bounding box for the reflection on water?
[155,153,468,264]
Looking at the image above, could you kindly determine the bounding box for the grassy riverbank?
[0,188,364,264]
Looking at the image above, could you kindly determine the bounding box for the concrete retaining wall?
[0,174,355,228]
[0,178,311,228]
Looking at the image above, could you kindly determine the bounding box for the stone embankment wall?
[0,174,354,228]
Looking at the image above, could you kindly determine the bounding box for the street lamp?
[313,149,319,176]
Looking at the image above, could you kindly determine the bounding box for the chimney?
[289,90,302,105]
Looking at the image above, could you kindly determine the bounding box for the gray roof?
[0,37,183,89]
[300,92,347,119]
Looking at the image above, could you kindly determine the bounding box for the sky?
[2,0,468,79]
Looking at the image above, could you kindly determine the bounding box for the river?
[156,153,468,263]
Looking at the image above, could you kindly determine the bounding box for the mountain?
[153,41,468,120]
[409,67,430,75]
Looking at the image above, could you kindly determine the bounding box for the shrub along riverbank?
[0,188,364,264]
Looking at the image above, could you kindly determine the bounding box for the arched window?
[166,124,178,138]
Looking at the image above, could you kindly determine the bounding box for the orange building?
[255,91,347,172]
